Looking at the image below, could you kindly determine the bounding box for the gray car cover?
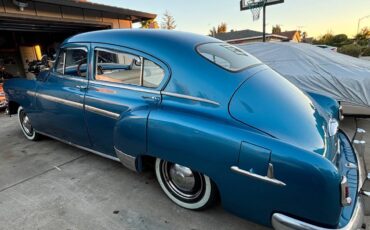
[239,42,370,110]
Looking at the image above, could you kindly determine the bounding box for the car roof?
[64,29,264,108]
[64,29,217,52]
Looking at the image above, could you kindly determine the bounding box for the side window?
[54,48,87,77]
[95,49,141,86]
[55,50,65,75]
[143,59,165,88]
[95,48,165,88]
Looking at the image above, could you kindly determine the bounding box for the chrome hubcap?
[20,111,33,136]
[161,161,204,201]
[169,164,196,192]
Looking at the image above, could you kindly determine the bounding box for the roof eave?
[33,0,156,21]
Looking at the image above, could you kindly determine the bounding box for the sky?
[90,0,370,38]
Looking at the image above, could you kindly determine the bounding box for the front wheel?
[17,106,40,141]
[155,158,217,210]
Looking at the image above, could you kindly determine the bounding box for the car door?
[84,43,168,158]
[35,43,91,147]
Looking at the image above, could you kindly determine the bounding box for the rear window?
[197,43,261,71]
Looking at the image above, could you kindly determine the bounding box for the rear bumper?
[272,128,368,230]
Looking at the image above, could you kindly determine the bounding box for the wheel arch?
[7,100,20,115]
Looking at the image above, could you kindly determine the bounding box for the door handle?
[76,85,87,90]
[142,96,161,102]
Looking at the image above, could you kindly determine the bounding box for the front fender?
[4,78,37,114]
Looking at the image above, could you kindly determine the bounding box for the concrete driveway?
[0,113,369,230]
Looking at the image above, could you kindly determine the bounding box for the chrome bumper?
[272,128,368,230]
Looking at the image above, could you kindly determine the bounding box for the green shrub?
[338,44,362,57]
[362,47,370,56]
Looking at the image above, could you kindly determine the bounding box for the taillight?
[341,176,352,206]
[339,105,344,121]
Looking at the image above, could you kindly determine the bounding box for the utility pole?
[263,5,266,42]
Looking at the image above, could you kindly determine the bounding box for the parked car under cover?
[3,30,370,230]
[240,42,370,116]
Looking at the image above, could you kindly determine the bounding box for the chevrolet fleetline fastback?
[4,30,369,229]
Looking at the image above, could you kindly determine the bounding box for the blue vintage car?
[3,30,369,229]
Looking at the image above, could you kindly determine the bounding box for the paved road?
[0,113,369,230]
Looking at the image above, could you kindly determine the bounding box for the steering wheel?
[77,62,84,77]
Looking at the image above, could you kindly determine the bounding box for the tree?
[331,34,351,47]
[272,25,281,34]
[209,23,228,37]
[141,19,159,29]
[355,27,370,46]
[217,22,227,33]
[313,32,334,45]
[161,10,176,30]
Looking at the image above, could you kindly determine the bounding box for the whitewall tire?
[17,106,39,141]
[155,158,217,210]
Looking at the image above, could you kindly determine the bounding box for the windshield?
[197,43,261,72]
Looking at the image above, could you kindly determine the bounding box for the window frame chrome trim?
[92,43,170,91]
[54,46,88,78]
[89,80,161,95]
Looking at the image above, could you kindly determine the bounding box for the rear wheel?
[155,158,217,210]
[18,106,39,141]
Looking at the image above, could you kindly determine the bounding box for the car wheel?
[155,158,217,210]
[17,106,39,141]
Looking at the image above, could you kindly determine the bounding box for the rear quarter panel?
[147,95,342,227]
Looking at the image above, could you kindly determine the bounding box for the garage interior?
[0,0,155,79]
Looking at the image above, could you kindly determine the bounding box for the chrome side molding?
[230,165,286,187]
[115,147,138,172]
[85,105,120,120]
[38,93,83,109]
[161,91,220,106]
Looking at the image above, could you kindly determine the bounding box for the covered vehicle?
[3,30,370,229]
[240,42,370,116]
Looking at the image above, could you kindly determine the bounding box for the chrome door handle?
[76,85,87,90]
[142,96,160,102]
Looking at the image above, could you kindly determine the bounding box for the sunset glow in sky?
[91,0,370,38]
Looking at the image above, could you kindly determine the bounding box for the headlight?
[328,118,339,137]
